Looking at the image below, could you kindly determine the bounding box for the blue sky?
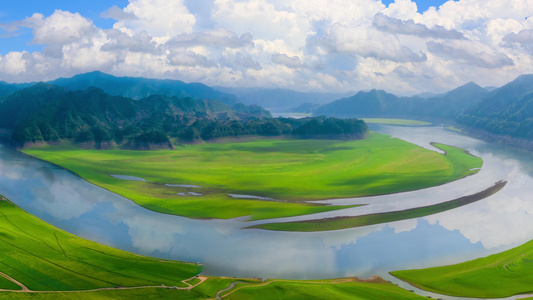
[0,0,128,53]
[382,0,450,12]
[0,0,531,95]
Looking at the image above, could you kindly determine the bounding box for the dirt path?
[0,272,29,291]
[0,274,209,294]
[217,277,381,299]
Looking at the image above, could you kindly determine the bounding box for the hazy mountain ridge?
[309,74,533,149]
[215,86,352,112]
[0,83,270,149]
[457,75,533,142]
[312,82,487,121]
[0,81,34,98]
[50,71,237,105]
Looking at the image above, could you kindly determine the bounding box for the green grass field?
[222,277,427,300]
[23,133,482,220]
[1,277,430,299]
[362,119,431,126]
[0,198,201,292]
[391,238,533,298]
[249,181,506,231]
[0,277,250,299]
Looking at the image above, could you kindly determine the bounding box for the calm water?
[1,125,533,283]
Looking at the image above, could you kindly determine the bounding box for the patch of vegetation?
[0,198,200,292]
[222,277,427,300]
[24,134,482,221]
[391,238,533,298]
[248,181,505,231]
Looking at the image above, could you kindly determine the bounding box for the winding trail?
[216,277,384,299]
[0,273,209,294]
[0,272,29,291]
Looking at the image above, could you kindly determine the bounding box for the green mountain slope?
[0,83,366,148]
[50,71,237,105]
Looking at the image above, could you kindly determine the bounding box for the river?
[1,125,532,287]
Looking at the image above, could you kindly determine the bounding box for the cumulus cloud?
[101,30,156,53]
[427,40,514,69]
[168,50,216,67]
[33,10,95,45]
[2,0,533,94]
[227,52,262,71]
[322,23,427,63]
[502,29,533,54]
[271,53,304,68]
[373,13,464,39]
[167,29,253,49]
[109,0,196,37]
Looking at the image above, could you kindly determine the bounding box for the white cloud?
[323,23,427,63]
[166,29,253,49]
[1,0,533,94]
[427,40,514,68]
[33,10,95,45]
[374,13,465,39]
[110,0,196,37]
[271,53,304,68]
[503,29,533,54]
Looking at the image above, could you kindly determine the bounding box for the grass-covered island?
[0,195,427,299]
[249,180,506,231]
[23,133,483,222]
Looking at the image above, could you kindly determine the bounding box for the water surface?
[1,125,532,284]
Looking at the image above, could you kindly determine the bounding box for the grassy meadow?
[0,198,200,292]
[391,238,533,298]
[221,277,426,300]
[23,133,482,220]
[1,277,430,300]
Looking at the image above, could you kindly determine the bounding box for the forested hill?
[0,83,368,149]
[312,82,488,121]
[313,89,418,118]
[50,71,237,105]
[457,74,533,141]
[0,81,33,98]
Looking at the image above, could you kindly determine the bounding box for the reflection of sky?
[1,125,533,280]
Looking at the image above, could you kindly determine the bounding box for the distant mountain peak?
[49,71,237,105]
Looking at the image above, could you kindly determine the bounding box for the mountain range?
[50,71,237,105]
[0,83,269,149]
[1,71,533,150]
[312,81,489,121]
[0,82,366,149]
[307,74,533,149]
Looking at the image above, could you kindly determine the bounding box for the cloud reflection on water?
[1,126,533,279]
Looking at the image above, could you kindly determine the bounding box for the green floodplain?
[0,197,429,299]
[23,132,483,223]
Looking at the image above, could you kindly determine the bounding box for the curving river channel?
[1,125,533,288]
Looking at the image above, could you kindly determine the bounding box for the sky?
[0,0,532,95]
